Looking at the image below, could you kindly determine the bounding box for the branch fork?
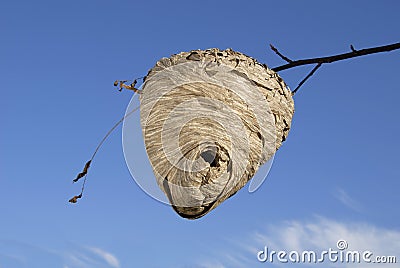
[269,42,400,94]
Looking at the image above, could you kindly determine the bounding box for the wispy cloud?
[333,188,363,212]
[196,260,226,268]
[64,252,94,268]
[87,247,120,268]
[252,216,400,257]
[63,245,120,268]
[0,240,120,268]
[195,216,400,267]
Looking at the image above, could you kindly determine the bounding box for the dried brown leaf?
[73,160,91,183]
[69,194,82,203]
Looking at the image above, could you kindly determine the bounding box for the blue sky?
[1,0,399,267]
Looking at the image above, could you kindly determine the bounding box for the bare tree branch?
[272,42,400,72]
[292,63,322,94]
[270,44,293,63]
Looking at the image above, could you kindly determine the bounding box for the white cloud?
[0,240,120,268]
[65,252,93,268]
[197,260,226,268]
[61,244,120,268]
[253,217,400,267]
[87,247,120,268]
[197,217,400,267]
[334,188,363,212]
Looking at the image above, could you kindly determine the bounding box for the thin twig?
[69,103,140,203]
[292,63,322,94]
[270,44,293,63]
[272,42,400,72]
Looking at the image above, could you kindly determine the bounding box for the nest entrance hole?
[200,146,218,167]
